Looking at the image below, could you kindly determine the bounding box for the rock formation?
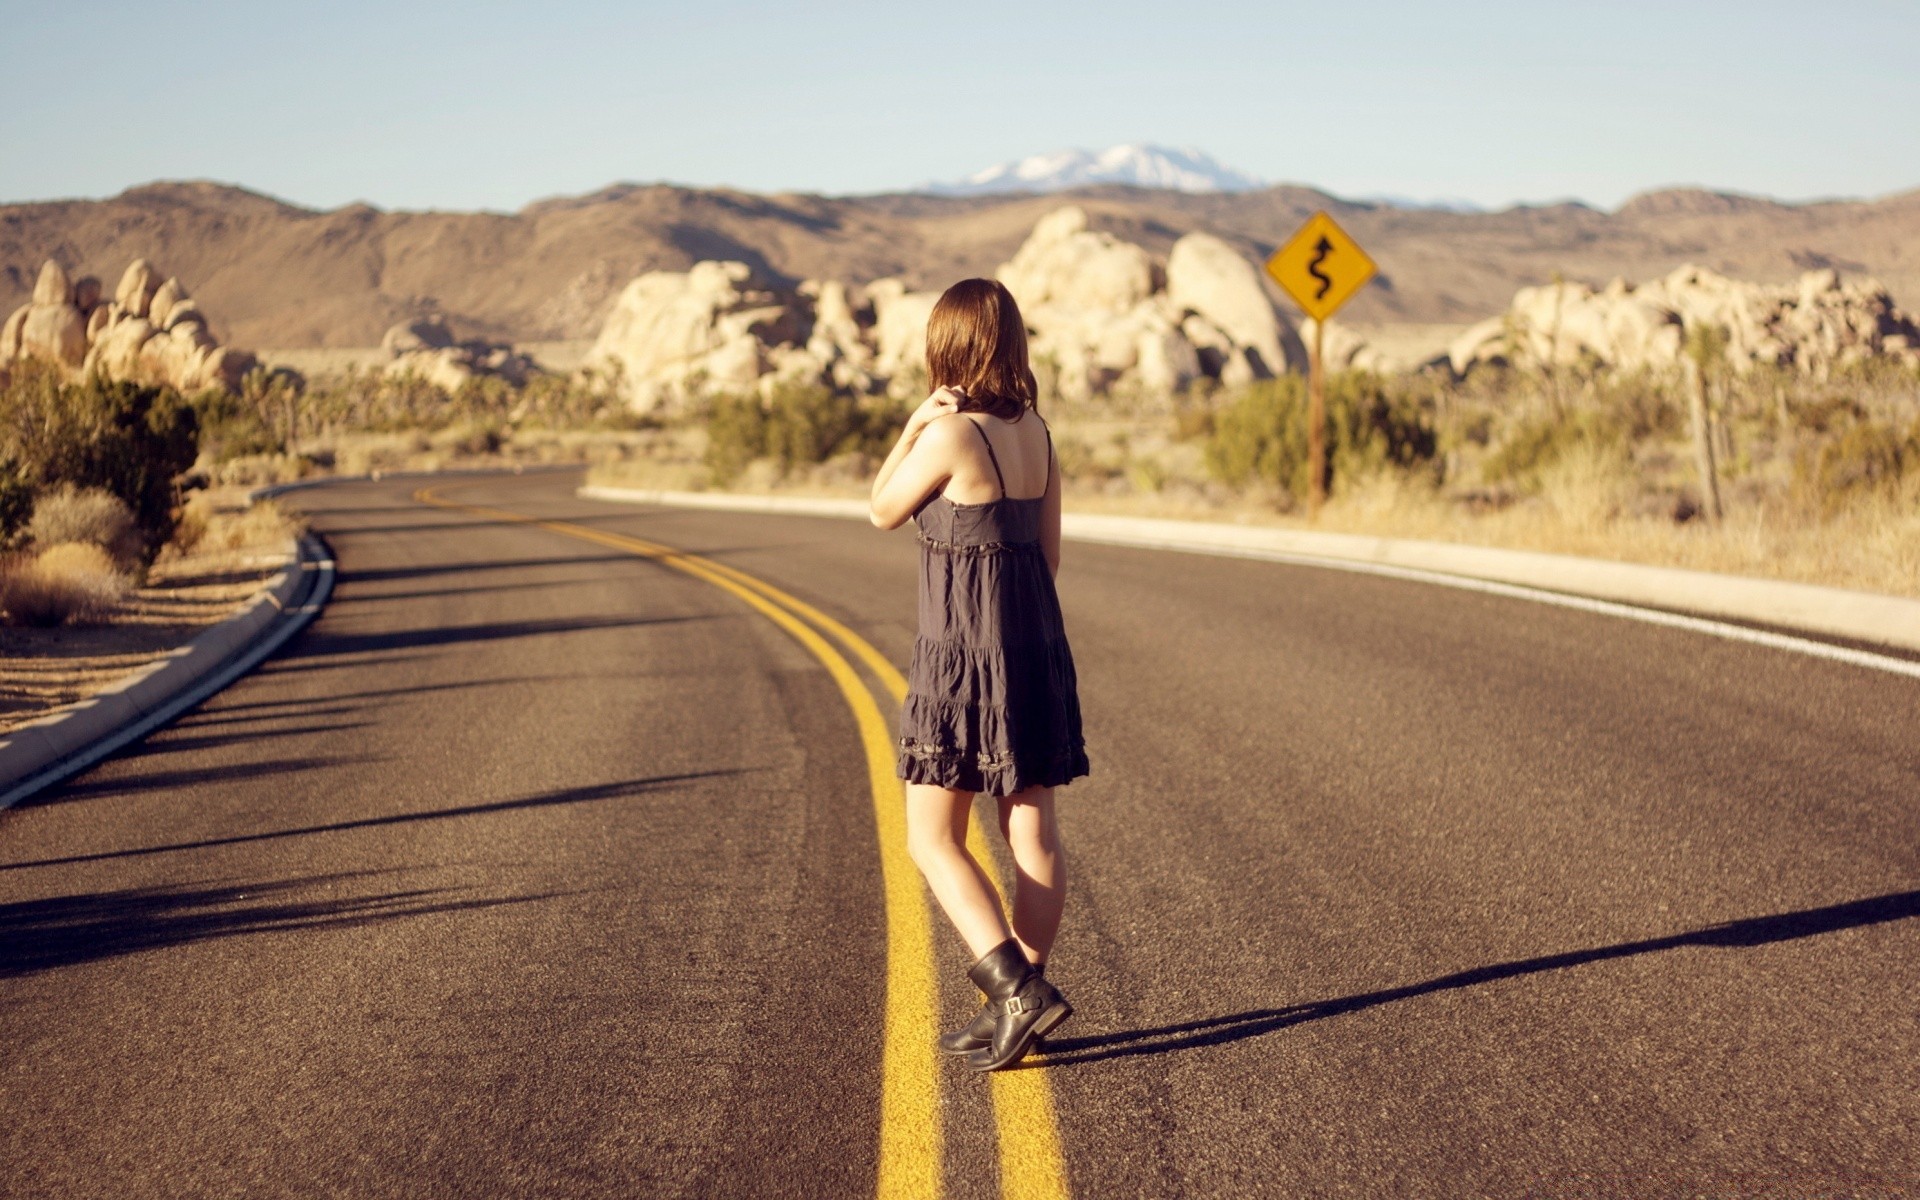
[580,262,812,411]
[581,206,1306,410]
[1448,265,1920,376]
[1,258,256,392]
[380,317,537,392]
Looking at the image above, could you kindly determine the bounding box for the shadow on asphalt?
[0,868,569,977]
[125,721,377,759]
[169,705,367,729]
[40,756,365,806]
[345,576,633,604]
[1023,889,1920,1069]
[339,554,637,584]
[0,770,750,873]
[280,613,714,660]
[197,678,564,716]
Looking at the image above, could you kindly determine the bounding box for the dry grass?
[1306,456,1920,598]
[0,543,130,627]
[172,494,304,557]
[0,493,301,730]
[589,415,1920,600]
[26,486,143,566]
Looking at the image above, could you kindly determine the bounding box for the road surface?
[3,470,1916,1199]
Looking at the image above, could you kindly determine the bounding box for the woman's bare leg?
[998,785,1065,965]
[905,782,1013,958]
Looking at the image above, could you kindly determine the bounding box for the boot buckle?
[1004,995,1037,1015]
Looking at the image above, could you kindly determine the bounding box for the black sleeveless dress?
[896,418,1090,797]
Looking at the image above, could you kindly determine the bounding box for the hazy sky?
[3,0,1915,212]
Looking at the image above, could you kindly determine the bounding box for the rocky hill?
[3,180,1915,350]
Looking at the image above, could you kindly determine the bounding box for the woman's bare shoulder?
[917,412,976,452]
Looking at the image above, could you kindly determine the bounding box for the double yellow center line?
[414,486,1069,1200]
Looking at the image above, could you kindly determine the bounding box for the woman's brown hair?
[925,278,1039,421]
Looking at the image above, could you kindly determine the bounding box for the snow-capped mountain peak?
[927,144,1263,195]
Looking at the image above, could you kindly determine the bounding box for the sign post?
[1264,212,1377,516]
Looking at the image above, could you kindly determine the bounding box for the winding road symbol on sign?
[1307,236,1334,300]
[1265,211,1375,322]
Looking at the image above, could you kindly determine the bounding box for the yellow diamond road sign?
[1265,211,1376,322]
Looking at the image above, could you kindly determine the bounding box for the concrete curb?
[575,484,1920,659]
[0,531,337,810]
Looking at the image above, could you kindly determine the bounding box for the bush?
[1793,414,1920,514]
[0,542,128,627]
[1204,372,1436,499]
[191,382,284,463]
[704,383,906,485]
[704,393,768,485]
[27,486,142,567]
[1477,374,1678,491]
[0,459,32,551]
[0,363,200,559]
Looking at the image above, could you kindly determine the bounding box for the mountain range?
[3,179,1916,350]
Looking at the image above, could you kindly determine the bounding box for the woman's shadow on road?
[1020,888,1920,1069]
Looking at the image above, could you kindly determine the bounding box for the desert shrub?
[515,367,635,430]
[184,497,302,556]
[0,363,200,558]
[704,394,769,484]
[0,459,32,551]
[0,542,128,627]
[432,420,506,456]
[1478,374,1677,491]
[27,486,142,567]
[1793,414,1920,514]
[704,383,905,485]
[1204,372,1435,498]
[192,383,283,463]
[171,497,210,553]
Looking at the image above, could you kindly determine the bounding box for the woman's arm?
[870,389,963,529]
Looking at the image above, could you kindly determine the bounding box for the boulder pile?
[381,318,538,392]
[1,259,256,392]
[581,207,1306,411]
[1448,265,1920,376]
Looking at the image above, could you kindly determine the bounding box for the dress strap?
[967,419,1007,499]
[1042,419,1054,497]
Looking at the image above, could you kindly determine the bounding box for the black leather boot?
[963,940,1071,1072]
[939,963,1049,1056]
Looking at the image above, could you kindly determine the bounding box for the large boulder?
[5,257,257,391]
[22,304,91,367]
[801,278,877,392]
[381,317,537,391]
[997,206,1157,317]
[382,317,458,357]
[0,306,27,361]
[11,262,89,367]
[114,259,164,318]
[1454,265,1920,376]
[867,278,941,388]
[1165,232,1295,377]
[31,261,72,307]
[581,261,811,410]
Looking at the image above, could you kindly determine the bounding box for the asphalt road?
[3,469,1916,1199]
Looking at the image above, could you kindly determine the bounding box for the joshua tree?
[1683,323,1729,522]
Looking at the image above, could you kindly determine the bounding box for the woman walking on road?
[869,278,1089,1072]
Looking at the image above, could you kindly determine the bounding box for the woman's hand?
[872,387,966,529]
[904,387,964,436]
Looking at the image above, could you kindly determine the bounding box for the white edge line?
[0,536,338,811]
[577,486,1920,684]
[1073,534,1920,682]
